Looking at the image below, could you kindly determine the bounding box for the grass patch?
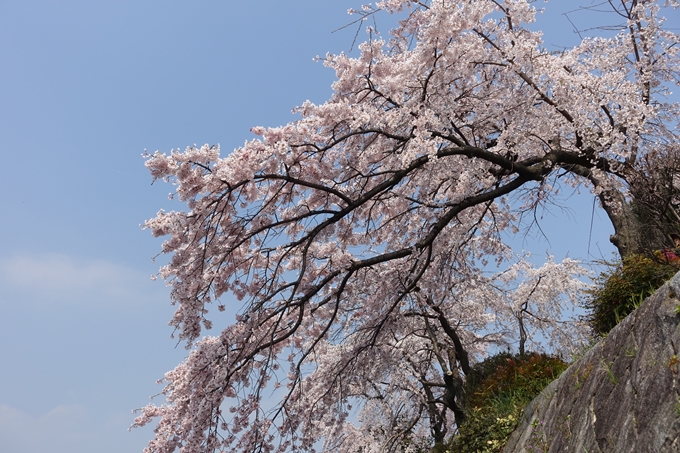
[442,352,568,453]
[584,254,677,336]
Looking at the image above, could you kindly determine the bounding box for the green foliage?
[585,254,677,336]
[600,359,618,385]
[443,352,568,453]
[526,419,550,453]
[463,351,515,394]
[466,353,566,409]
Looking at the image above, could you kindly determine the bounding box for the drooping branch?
[426,300,471,376]
[136,1,680,452]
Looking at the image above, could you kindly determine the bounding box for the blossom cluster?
[133,1,679,452]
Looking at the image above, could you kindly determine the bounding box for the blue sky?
[0,1,674,452]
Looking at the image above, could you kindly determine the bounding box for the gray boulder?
[502,271,680,453]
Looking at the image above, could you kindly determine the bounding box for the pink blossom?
[133,1,680,452]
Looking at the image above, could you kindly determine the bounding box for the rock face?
[502,272,680,453]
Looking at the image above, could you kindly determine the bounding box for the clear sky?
[0,1,675,452]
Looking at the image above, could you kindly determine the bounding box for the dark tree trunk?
[598,188,644,259]
[599,187,679,259]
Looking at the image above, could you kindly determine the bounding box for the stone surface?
[502,272,680,453]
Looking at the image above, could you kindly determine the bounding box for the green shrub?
[444,352,568,453]
[585,254,677,336]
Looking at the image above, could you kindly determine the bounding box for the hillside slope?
[502,272,680,452]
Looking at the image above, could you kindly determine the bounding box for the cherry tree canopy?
[133,1,680,452]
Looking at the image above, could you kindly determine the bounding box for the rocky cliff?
[502,271,680,453]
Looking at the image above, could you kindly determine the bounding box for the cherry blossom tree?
[132,1,680,452]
